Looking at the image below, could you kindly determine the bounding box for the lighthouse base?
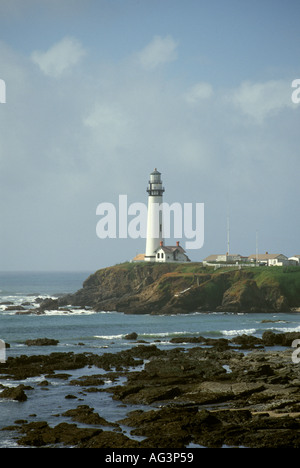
[144,255,156,262]
[132,243,191,263]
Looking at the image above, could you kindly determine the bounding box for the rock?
[0,384,28,401]
[3,339,300,448]
[13,416,137,448]
[46,373,71,380]
[109,349,227,405]
[69,375,105,387]
[0,349,146,381]
[16,421,102,447]
[15,310,34,315]
[141,353,226,381]
[231,334,263,349]
[124,332,138,340]
[185,381,265,405]
[80,430,140,448]
[38,380,49,387]
[119,404,300,449]
[38,298,59,311]
[25,338,59,346]
[128,344,163,359]
[113,384,182,405]
[262,331,300,347]
[221,279,266,312]
[62,405,117,427]
[34,297,45,303]
[170,336,205,344]
[118,406,198,448]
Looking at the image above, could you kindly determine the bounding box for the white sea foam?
[43,309,96,316]
[0,310,15,316]
[0,381,16,388]
[94,331,195,340]
[222,328,257,337]
[0,438,19,448]
[94,334,124,340]
[139,331,191,339]
[268,325,300,333]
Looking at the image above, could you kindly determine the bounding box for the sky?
[0,0,299,271]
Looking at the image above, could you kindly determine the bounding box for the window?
[157,253,160,258]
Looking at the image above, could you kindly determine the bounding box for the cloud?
[83,102,134,152]
[184,82,213,104]
[0,34,299,270]
[137,35,178,70]
[228,80,294,123]
[31,36,86,78]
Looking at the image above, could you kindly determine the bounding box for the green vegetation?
[250,267,300,306]
[173,263,208,274]
[114,263,300,290]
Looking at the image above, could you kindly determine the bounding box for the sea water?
[0,271,300,447]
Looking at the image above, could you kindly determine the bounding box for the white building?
[203,252,296,267]
[288,255,300,265]
[155,241,190,263]
[203,253,247,264]
[248,253,290,266]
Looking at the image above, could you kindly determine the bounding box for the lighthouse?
[144,168,165,261]
[132,168,191,263]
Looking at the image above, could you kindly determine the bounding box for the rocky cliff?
[53,262,300,315]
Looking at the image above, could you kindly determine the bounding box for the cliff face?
[56,263,300,314]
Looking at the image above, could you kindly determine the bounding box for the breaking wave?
[94,334,124,340]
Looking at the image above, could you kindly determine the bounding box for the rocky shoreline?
[1,330,300,448]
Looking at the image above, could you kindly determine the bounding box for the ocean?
[1,271,300,448]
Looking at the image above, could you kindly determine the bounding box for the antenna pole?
[256,230,258,265]
[227,216,230,255]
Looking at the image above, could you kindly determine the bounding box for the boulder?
[231,334,263,349]
[124,332,138,340]
[262,331,300,347]
[62,405,118,427]
[16,421,102,447]
[38,298,59,311]
[25,338,59,346]
[0,384,28,401]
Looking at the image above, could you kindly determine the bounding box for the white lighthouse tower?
[132,168,190,263]
[144,168,165,261]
